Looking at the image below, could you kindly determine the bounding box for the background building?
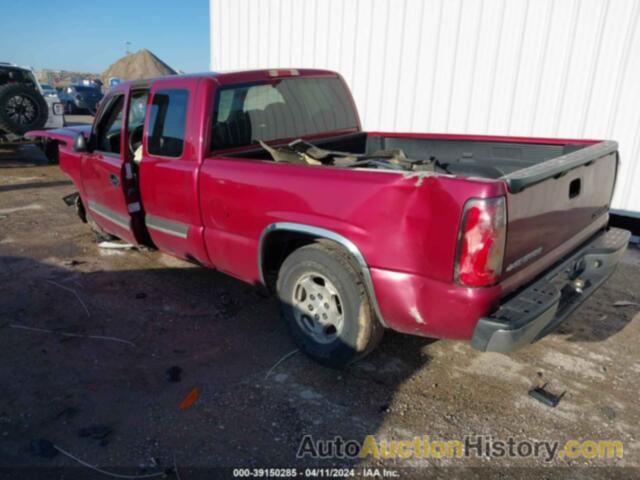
[210,0,640,217]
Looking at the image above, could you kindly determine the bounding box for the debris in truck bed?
[260,138,436,171]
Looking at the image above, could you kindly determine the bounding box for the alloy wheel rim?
[5,94,38,125]
[292,273,344,344]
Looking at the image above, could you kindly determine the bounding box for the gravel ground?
[0,145,639,479]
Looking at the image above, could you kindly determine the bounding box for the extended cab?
[28,69,630,367]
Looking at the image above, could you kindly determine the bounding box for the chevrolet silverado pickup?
[28,69,630,367]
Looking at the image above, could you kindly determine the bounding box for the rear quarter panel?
[198,158,505,284]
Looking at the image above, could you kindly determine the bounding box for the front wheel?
[276,242,383,368]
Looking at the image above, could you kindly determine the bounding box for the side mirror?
[72,132,87,152]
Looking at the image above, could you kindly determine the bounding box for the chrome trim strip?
[88,201,130,230]
[145,214,189,239]
[258,222,388,327]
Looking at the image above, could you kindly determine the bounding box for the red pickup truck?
[29,69,629,367]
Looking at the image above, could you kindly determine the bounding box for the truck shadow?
[0,145,52,169]
[0,254,433,471]
[0,180,73,193]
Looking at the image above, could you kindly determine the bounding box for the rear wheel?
[276,242,383,368]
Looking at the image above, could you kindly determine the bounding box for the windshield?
[211,77,358,151]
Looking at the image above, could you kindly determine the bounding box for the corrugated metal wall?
[210,0,640,214]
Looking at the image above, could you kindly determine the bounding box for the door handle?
[109,173,120,187]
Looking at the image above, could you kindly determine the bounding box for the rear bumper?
[471,227,630,352]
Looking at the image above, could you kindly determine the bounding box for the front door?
[81,92,140,244]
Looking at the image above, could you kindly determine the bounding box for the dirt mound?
[102,49,176,82]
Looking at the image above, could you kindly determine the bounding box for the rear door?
[81,90,140,244]
[138,79,208,262]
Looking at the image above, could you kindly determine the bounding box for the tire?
[0,83,48,136]
[276,242,384,368]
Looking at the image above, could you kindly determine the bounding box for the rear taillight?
[454,197,507,287]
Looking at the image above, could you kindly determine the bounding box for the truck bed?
[222,131,596,180]
[221,131,618,294]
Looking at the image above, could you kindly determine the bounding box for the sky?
[0,0,210,73]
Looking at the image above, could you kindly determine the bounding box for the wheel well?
[260,226,388,328]
[260,230,319,292]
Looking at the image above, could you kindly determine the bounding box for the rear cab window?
[147,88,189,158]
[211,77,358,151]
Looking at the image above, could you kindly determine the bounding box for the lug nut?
[573,278,586,292]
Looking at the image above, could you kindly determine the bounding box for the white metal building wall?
[210,0,640,214]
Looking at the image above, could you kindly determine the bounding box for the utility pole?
[125,41,131,55]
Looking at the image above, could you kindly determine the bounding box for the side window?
[147,89,188,158]
[128,90,149,160]
[95,95,125,154]
[128,90,149,131]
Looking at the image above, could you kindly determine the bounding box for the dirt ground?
[1,140,639,479]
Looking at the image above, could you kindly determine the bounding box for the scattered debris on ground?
[528,383,565,408]
[165,366,182,383]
